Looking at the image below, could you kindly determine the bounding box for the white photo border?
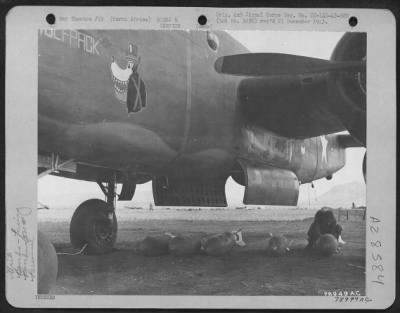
[5,6,396,309]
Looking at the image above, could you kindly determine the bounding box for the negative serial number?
[335,296,372,303]
[370,216,384,285]
[36,294,55,300]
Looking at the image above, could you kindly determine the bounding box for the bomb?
[200,229,246,257]
[135,235,170,256]
[165,232,202,256]
[316,234,338,257]
[306,208,346,250]
[37,231,58,294]
[268,235,290,257]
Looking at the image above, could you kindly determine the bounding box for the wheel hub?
[95,219,114,241]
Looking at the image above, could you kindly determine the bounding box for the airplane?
[37,29,366,256]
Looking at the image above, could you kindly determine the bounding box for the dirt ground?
[39,210,365,296]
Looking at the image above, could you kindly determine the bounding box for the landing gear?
[69,177,118,255]
[70,199,117,255]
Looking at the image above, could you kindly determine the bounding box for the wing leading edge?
[215,53,365,77]
[218,33,366,144]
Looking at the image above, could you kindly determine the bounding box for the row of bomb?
[135,232,341,258]
[135,230,245,257]
[134,208,345,257]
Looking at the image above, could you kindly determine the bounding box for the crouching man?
[306,207,345,249]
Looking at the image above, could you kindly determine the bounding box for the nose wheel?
[69,174,136,255]
[70,198,117,255]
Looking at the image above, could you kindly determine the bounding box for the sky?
[38,31,366,208]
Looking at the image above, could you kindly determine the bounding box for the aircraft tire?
[70,199,117,255]
[38,231,58,294]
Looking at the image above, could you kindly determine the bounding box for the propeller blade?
[215,53,366,76]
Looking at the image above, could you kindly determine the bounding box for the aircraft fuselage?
[38,29,345,183]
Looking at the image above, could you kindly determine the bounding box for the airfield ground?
[39,207,365,295]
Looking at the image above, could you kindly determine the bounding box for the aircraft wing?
[216,33,366,145]
[233,74,349,139]
[215,53,365,76]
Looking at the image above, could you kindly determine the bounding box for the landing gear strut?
[69,175,118,255]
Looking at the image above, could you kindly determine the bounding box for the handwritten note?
[7,207,36,282]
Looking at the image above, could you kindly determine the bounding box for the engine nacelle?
[240,162,300,206]
[328,33,366,146]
